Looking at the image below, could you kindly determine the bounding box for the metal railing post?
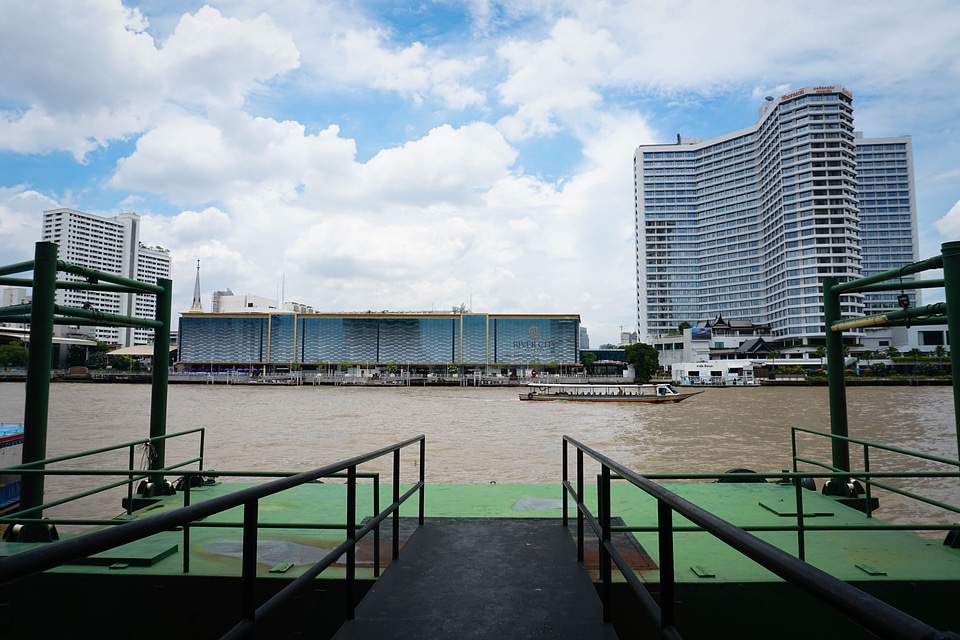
[393,449,401,560]
[148,277,173,490]
[600,464,612,623]
[562,440,568,528]
[418,438,425,526]
[127,445,136,516]
[241,500,259,627]
[657,499,676,633]
[577,448,584,562]
[14,242,58,542]
[346,464,357,621]
[794,476,806,561]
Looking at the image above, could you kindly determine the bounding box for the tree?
[623,343,659,383]
[65,345,88,368]
[934,345,947,363]
[580,351,598,370]
[907,348,924,362]
[677,321,691,331]
[0,341,28,368]
[815,345,826,368]
[885,345,900,359]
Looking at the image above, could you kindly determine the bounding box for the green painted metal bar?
[8,428,203,469]
[0,315,157,328]
[831,303,946,331]
[0,306,162,329]
[831,254,943,294]
[851,279,944,293]
[822,276,850,472]
[0,277,155,294]
[0,260,35,277]
[56,304,164,329]
[13,242,57,542]
[56,261,165,294]
[0,304,31,316]
[941,241,960,461]
[792,426,960,467]
[148,277,173,491]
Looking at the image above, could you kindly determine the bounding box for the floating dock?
[2,481,958,638]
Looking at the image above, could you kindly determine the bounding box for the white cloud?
[361,123,517,206]
[0,188,58,264]
[111,113,357,205]
[160,6,300,109]
[0,1,298,159]
[496,18,617,140]
[934,201,960,239]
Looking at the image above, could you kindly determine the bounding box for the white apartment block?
[41,208,171,347]
[635,85,918,346]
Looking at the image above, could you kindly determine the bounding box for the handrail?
[0,428,204,519]
[562,435,959,640]
[791,426,960,519]
[0,435,427,640]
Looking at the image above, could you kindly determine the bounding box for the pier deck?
[1,482,959,638]
[333,517,617,639]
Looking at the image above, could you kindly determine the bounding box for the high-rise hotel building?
[41,208,171,347]
[635,85,917,343]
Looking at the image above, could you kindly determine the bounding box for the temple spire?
[190,259,203,312]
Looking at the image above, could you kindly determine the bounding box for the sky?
[2,1,960,347]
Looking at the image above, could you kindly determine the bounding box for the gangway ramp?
[334,518,619,639]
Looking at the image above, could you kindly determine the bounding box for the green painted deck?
[1,480,959,638]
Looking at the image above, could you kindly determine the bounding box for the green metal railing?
[0,435,426,640]
[562,436,960,640]
[791,426,960,520]
[0,242,175,541]
[0,428,205,528]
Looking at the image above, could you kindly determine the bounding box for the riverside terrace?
[175,311,582,377]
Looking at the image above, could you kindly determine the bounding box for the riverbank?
[0,371,952,386]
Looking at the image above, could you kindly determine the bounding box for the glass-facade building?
[635,85,917,342]
[855,135,920,314]
[178,312,580,368]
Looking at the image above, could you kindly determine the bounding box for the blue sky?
[2,1,960,346]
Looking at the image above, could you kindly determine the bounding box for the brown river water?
[0,382,957,529]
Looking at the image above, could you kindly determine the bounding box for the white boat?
[519,383,701,403]
[0,423,24,516]
[672,360,761,387]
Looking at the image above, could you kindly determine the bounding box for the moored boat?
[519,382,701,403]
[0,423,23,516]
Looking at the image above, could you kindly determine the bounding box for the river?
[0,382,957,528]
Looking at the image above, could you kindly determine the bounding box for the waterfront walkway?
[333,518,619,639]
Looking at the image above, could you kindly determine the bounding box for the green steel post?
[823,277,850,471]
[15,242,58,541]
[940,242,960,459]
[147,277,173,493]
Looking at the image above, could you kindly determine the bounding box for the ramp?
[334,518,618,639]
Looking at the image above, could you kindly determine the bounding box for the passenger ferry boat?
[519,382,701,403]
[0,424,23,516]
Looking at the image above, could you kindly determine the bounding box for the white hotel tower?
[634,85,917,344]
[41,208,171,347]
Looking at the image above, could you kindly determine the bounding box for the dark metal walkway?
[333,518,619,639]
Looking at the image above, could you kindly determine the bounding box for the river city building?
[178,311,580,374]
[41,208,171,347]
[634,85,918,347]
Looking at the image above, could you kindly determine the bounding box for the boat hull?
[0,424,24,515]
[519,394,697,403]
